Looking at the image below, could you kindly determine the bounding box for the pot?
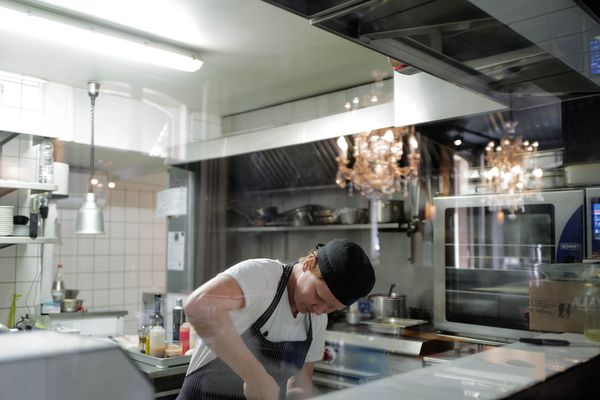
[255,206,278,220]
[369,293,407,319]
[375,200,404,223]
[334,207,358,224]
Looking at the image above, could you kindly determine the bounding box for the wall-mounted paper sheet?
[167,231,185,271]
[157,187,187,217]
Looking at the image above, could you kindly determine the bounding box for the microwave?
[433,188,599,341]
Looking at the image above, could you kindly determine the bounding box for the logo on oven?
[559,243,582,251]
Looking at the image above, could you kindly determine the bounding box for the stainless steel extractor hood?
[263,0,600,110]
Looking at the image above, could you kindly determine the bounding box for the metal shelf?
[0,179,58,197]
[0,236,58,249]
[446,288,529,298]
[227,223,401,233]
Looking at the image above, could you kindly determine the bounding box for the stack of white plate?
[0,206,14,236]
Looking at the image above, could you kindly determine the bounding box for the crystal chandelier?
[481,121,544,216]
[335,126,420,196]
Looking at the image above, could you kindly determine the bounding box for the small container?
[180,322,191,354]
[62,299,77,312]
[164,341,183,358]
[149,325,166,357]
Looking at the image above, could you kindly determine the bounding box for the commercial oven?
[432,189,596,341]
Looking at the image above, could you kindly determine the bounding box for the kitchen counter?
[326,321,453,357]
[313,333,600,399]
[47,310,128,319]
[132,359,188,399]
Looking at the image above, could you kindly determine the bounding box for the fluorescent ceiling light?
[0,1,203,72]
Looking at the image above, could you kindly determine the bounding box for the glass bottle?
[153,295,164,327]
[172,298,184,341]
[51,264,65,302]
[583,283,600,341]
[38,138,54,184]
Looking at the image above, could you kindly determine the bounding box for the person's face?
[293,254,345,315]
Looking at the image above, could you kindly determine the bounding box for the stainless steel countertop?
[47,310,128,319]
[133,360,189,379]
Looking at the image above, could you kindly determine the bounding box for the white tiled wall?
[53,183,167,335]
[0,135,168,335]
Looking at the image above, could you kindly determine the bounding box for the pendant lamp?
[75,81,105,234]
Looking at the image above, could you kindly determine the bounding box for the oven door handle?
[358,374,387,384]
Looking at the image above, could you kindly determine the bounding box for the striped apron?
[177,263,313,399]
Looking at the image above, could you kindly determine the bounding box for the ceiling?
[0,0,390,182]
[0,0,390,117]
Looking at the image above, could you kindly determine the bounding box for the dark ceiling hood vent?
[227,133,444,192]
[264,0,600,110]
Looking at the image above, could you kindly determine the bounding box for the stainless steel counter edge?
[314,332,600,400]
[133,361,189,379]
[324,330,426,356]
[47,310,128,319]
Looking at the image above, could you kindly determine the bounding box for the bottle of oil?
[583,283,600,341]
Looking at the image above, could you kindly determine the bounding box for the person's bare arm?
[184,274,279,400]
[286,362,314,399]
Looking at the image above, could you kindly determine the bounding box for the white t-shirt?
[186,258,327,376]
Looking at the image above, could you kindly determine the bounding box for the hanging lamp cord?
[89,95,96,193]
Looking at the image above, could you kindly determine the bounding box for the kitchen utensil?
[64,289,79,299]
[13,215,29,225]
[361,317,428,335]
[345,311,362,325]
[12,225,29,236]
[519,338,600,347]
[255,206,278,220]
[388,283,396,296]
[334,207,359,224]
[369,293,407,319]
[375,200,404,223]
[313,215,335,225]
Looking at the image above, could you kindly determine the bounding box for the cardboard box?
[529,280,589,333]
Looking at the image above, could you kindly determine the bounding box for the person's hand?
[243,372,280,400]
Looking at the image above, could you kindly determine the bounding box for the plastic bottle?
[149,325,166,357]
[180,322,191,355]
[51,264,65,302]
[37,138,54,184]
[172,298,184,341]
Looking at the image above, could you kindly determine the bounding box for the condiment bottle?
[138,324,147,353]
[180,322,191,355]
[51,264,65,303]
[149,325,166,357]
[172,298,184,341]
[153,295,164,327]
